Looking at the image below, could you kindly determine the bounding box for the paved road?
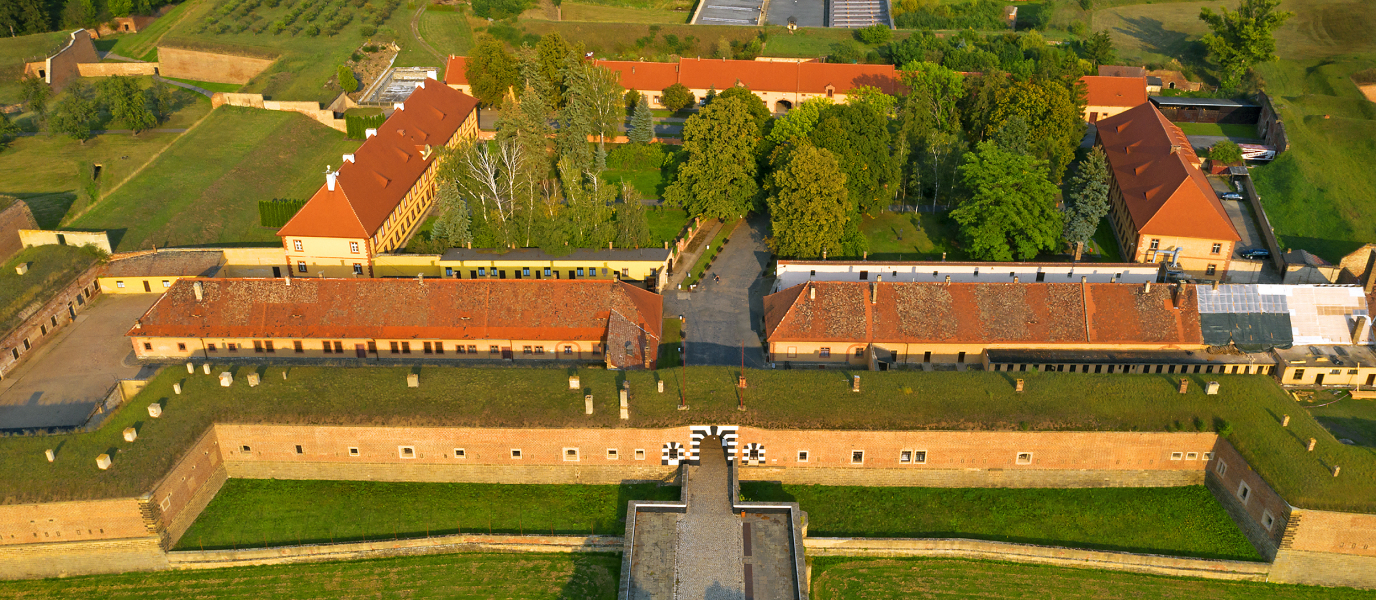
[673,436,744,600]
[0,294,158,430]
[665,217,772,368]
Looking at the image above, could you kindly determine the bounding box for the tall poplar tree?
[1062,146,1110,260]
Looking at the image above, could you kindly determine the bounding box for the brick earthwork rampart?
[156,47,273,84]
[0,200,38,262]
[0,536,167,579]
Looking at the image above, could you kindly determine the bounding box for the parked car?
[1240,248,1270,260]
[1218,191,1244,201]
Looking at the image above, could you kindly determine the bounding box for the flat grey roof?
[986,348,1273,364]
[440,247,671,262]
[1150,96,1260,108]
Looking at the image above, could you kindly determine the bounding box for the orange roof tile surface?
[1096,103,1240,241]
[1081,75,1148,107]
[446,56,902,95]
[132,278,663,368]
[764,281,1202,346]
[277,80,479,240]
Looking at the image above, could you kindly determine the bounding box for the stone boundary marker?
[802,537,1270,582]
[166,533,623,570]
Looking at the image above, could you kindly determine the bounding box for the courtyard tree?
[147,80,177,123]
[766,142,854,259]
[535,32,574,106]
[1199,0,1293,90]
[1062,146,1111,260]
[467,40,520,106]
[766,97,832,145]
[0,111,18,151]
[810,102,899,217]
[616,183,652,248]
[1210,140,1244,164]
[846,84,896,118]
[429,181,474,251]
[48,81,97,144]
[712,86,769,133]
[564,59,625,164]
[951,141,1061,261]
[664,95,762,219]
[101,75,157,135]
[660,83,695,112]
[985,77,1084,182]
[628,92,654,144]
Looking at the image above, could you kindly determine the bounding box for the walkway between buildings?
[673,436,745,600]
[665,216,771,368]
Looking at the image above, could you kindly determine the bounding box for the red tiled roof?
[1098,65,1147,78]
[763,281,1202,345]
[277,80,479,240]
[1081,75,1148,108]
[1096,103,1240,241]
[131,278,663,368]
[444,55,901,96]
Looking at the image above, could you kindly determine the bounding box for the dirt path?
[409,4,444,65]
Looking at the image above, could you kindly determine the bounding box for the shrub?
[337,65,359,92]
[305,24,320,36]
[856,24,892,45]
[345,112,385,139]
[830,40,864,63]
[360,24,376,36]
[661,83,694,111]
[1210,140,1244,164]
[607,143,671,170]
[1215,418,1234,437]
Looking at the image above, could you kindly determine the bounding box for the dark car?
[1219,191,1244,201]
[1240,248,1270,260]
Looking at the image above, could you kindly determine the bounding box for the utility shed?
[1149,96,1261,124]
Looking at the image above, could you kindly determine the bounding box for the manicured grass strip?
[0,366,1370,515]
[0,552,621,599]
[174,479,679,550]
[809,557,1376,600]
[658,317,683,369]
[69,106,360,252]
[855,211,965,261]
[0,245,101,334]
[741,484,1261,561]
[162,76,243,94]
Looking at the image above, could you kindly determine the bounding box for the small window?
[913,450,927,464]
[511,449,523,459]
[1211,243,1221,254]
[490,345,500,354]
[353,263,363,275]
[1216,460,1228,476]
[855,348,864,358]
[634,449,646,460]
[434,342,444,355]
[1016,452,1033,465]
[297,261,307,273]
[116,281,125,288]
[851,450,864,464]
[1203,452,1214,461]
[577,267,585,277]
[523,346,533,355]
[564,345,573,355]
[859,270,868,280]
[457,345,467,354]
[1206,264,1217,276]
[819,347,831,358]
[469,345,478,353]
[478,268,486,276]
[349,447,359,456]
[787,346,798,358]
[1149,238,1160,250]
[399,446,416,459]
[423,342,433,354]
[564,448,579,462]
[1293,369,1305,381]
[534,346,545,355]
[1262,510,1275,531]
[401,342,411,354]
[293,240,303,252]
[227,343,238,351]
[324,341,335,354]
[208,343,217,352]
[349,242,360,254]
[178,343,187,351]
[900,450,912,463]
[1186,452,1199,461]
[162,280,171,288]
[522,267,530,276]
[544,268,551,276]
[295,445,304,455]
[607,448,618,460]
[264,340,274,353]
[1171,452,1183,461]
[454,448,466,458]
[144,342,153,351]
[1237,481,1251,503]
[241,445,251,453]
[797,450,809,462]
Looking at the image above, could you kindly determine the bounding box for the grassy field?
[163,76,244,94]
[647,206,690,246]
[175,479,678,549]
[552,2,690,24]
[740,484,1260,560]
[1088,218,1125,262]
[603,167,667,199]
[1092,0,1229,68]
[809,557,1376,600]
[1175,122,1263,139]
[0,31,69,105]
[658,317,683,368]
[0,552,621,599]
[417,8,476,61]
[1304,393,1376,448]
[761,27,903,60]
[852,211,965,261]
[1,365,1371,512]
[67,106,360,252]
[0,244,102,335]
[108,0,204,62]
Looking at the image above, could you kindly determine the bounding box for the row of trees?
[1,0,173,35]
[23,75,180,143]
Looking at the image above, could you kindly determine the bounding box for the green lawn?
[853,211,964,261]
[417,9,476,65]
[658,317,682,369]
[761,27,900,60]
[68,106,360,252]
[163,76,243,94]
[1093,0,1229,68]
[0,244,102,335]
[1,365,1372,513]
[175,479,678,549]
[1305,393,1376,448]
[809,557,1376,600]
[0,31,69,105]
[1174,123,1263,139]
[741,484,1260,561]
[108,0,204,62]
[647,206,690,246]
[1088,217,1125,262]
[0,552,621,599]
[602,167,668,199]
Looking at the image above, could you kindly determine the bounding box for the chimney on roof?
[809,285,815,300]
[417,80,426,89]
[1173,282,1182,309]
[1212,280,1219,291]
[394,102,405,111]
[1170,144,1180,154]
[945,275,951,285]
[822,250,827,260]
[285,272,291,286]
[1013,276,1019,284]
[365,128,377,139]
[609,241,614,250]
[871,280,878,304]
[193,281,203,301]
[325,165,337,191]
[427,70,437,79]
[134,319,141,329]
[343,153,355,164]
[1144,281,1151,293]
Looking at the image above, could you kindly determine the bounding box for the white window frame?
[1262,510,1275,531]
[454,448,466,459]
[913,450,927,464]
[563,448,580,462]
[1185,452,1199,461]
[634,449,646,460]
[850,450,864,464]
[349,241,360,254]
[1203,452,1215,461]
[348,447,359,456]
[293,240,303,252]
[511,449,523,459]
[1237,481,1251,504]
[1016,452,1033,465]
[398,446,416,459]
[797,450,809,463]
[116,281,125,288]
[1216,460,1228,476]
[162,280,171,288]
[899,449,913,463]
[1171,452,1183,461]
[606,448,619,460]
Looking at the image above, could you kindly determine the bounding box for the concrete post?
[173,382,181,395]
[203,364,211,375]
[45,449,54,463]
[96,454,112,470]
[619,389,629,420]
[282,370,288,380]
[658,380,664,393]
[569,375,580,390]
[1015,379,1024,393]
[1205,381,1220,395]
[1307,438,1316,451]
[619,389,628,407]
[122,427,137,442]
[147,403,162,418]
[1282,414,1290,427]
[852,375,860,392]
[1178,379,1188,394]
[219,372,232,387]
[585,394,594,415]
[1334,465,1341,477]
[186,362,194,374]
[407,374,419,388]
[247,373,260,387]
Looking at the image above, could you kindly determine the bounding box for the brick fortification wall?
[148,427,228,548]
[0,199,38,262]
[1204,440,1290,560]
[1272,509,1376,589]
[0,268,101,380]
[157,46,274,84]
[0,498,164,580]
[45,29,99,92]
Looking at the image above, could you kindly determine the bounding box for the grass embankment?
[809,557,1376,600]
[175,479,678,549]
[1305,392,1376,448]
[0,552,621,599]
[0,367,1370,513]
[108,0,202,62]
[855,211,964,261]
[0,31,69,104]
[683,218,735,288]
[0,244,102,335]
[741,483,1260,561]
[68,106,360,252]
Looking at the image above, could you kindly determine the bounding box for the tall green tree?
[535,33,573,106]
[1078,31,1116,67]
[896,63,964,205]
[430,181,474,251]
[713,86,769,133]
[1210,140,1244,164]
[564,59,624,163]
[615,183,651,248]
[21,74,49,118]
[108,0,134,17]
[337,65,359,93]
[101,76,157,135]
[146,80,176,123]
[628,92,654,144]
[48,81,97,144]
[61,0,96,28]
[664,95,762,219]
[1062,146,1110,260]
[950,141,1061,261]
[766,142,854,258]
[0,111,18,151]
[466,40,519,106]
[660,83,695,111]
[984,77,1084,182]
[846,84,896,117]
[809,103,898,217]
[766,97,832,145]
[992,115,1029,154]
[1199,0,1293,89]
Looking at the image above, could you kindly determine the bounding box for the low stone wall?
[157,46,273,84]
[803,537,1270,582]
[77,62,159,77]
[211,93,346,132]
[167,534,622,569]
[1270,508,1376,589]
[741,467,1203,488]
[18,229,112,254]
[0,536,167,579]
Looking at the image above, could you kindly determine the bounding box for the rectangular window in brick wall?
[1237,481,1251,503]
[241,445,251,453]
[1186,452,1198,460]
[1216,460,1228,476]
[399,446,416,459]
[294,445,303,454]
[454,448,465,458]
[634,449,645,460]
[1263,510,1275,530]
[606,449,618,460]
[511,449,523,459]
[797,451,809,462]
[1204,452,1215,461]
[564,448,579,462]
[851,450,864,464]
[1016,452,1033,465]
[1171,452,1183,460]
[349,447,359,456]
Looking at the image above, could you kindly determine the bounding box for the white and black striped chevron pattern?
[661,442,685,466]
[688,425,739,464]
[740,443,765,465]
